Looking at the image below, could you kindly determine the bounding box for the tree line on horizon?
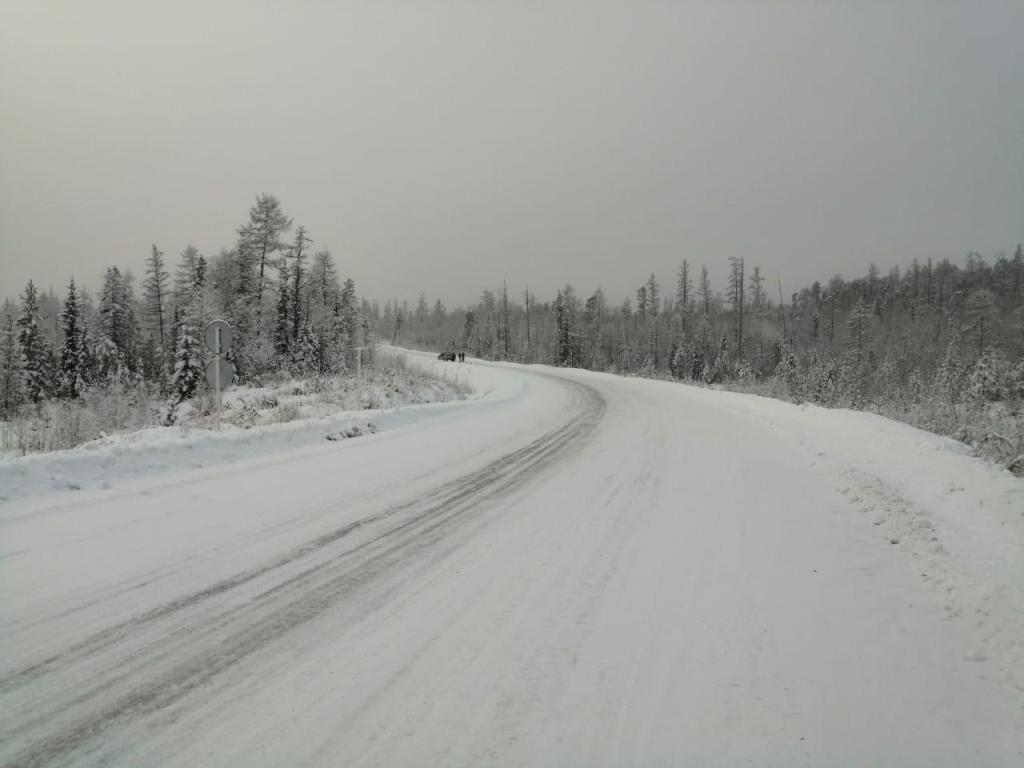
[0,194,367,421]
[384,248,1024,467]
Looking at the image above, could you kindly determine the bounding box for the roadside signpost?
[205,320,232,356]
[204,320,234,429]
[354,346,369,378]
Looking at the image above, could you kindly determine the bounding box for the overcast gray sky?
[1,1,1021,307]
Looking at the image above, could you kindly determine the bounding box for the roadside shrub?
[274,402,302,423]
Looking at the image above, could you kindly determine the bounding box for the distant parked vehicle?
[438,351,456,362]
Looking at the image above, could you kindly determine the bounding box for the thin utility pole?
[525,287,531,356]
[502,280,510,359]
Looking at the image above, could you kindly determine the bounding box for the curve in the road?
[1,372,605,768]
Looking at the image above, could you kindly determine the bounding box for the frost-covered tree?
[0,311,23,417]
[274,261,292,363]
[935,338,966,404]
[966,346,1008,403]
[699,265,713,318]
[142,244,170,351]
[239,194,291,324]
[964,288,996,355]
[338,278,359,351]
[634,285,647,334]
[173,246,202,322]
[847,298,873,362]
[307,250,341,368]
[17,281,51,404]
[557,288,581,366]
[676,259,691,317]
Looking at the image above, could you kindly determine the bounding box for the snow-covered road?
[2,350,1022,766]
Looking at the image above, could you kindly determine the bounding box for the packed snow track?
[1,349,1022,766]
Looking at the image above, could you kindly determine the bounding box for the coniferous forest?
[2,197,1022,470]
[1,195,370,440]
[382,251,1024,472]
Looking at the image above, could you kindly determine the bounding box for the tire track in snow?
[0,374,605,768]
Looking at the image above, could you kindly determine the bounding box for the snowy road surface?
[2,349,1023,766]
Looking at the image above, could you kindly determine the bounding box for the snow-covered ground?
[0,354,475,505]
[1,348,1022,766]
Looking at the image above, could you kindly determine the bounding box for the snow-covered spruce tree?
[774,341,801,401]
[805,351,838,405]
[704,334,730,383]
[96,266,140,383]
[288,226,312,342]
[667,339,681,378]
[17,281,51,404]
[0,311,23,417]
[75,309,98,389]
[192,255,208,327]
[232,229,256,319]
[291,322,321,376]
[307,250,342,371]
[687,344,705,382]
[166,315,203,418]
[581,289,606,370]
[645,273,660,367]
[676,259,691,337]
[727,257,744,357]
[670,342,690,380]
[59,278,87,398]
[172,246,203,330]
[165,251,210,418]
[966,346,1007,404]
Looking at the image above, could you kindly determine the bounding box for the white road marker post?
[205,320,234,432]
[214,327,222,430]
